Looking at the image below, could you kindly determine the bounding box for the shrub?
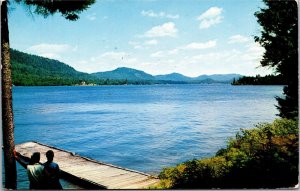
[156,118,298,189]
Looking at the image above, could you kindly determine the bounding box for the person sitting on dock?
[14,151,45,189]
[43,150,62,189]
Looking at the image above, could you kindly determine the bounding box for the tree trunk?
[1,1,17,189]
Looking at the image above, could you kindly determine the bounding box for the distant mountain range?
[11,49,243,86]
[92,67,242,83]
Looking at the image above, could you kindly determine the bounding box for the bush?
[156,118,298,189]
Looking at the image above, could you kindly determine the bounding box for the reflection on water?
[9,84,282,188]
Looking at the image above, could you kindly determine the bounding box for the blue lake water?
[8,84,283,188]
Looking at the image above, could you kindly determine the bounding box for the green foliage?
[157,118,298,189]
[254,0,298,119]
[232,74,286,85]
[13,0,95,21]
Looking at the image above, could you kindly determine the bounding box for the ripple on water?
[12,85,281,176]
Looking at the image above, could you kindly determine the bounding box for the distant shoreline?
[12,83,285,87]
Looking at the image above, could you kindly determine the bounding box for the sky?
[8,0,272,77]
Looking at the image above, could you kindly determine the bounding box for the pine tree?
[254,0,298,119]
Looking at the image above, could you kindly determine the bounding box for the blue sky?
[8,0,272,77]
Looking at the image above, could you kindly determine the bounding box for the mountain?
[11,49,99,86]
[91,67,156,81]
[194,74,243,82]
[155,73,192,82]
[92,68,241,83]
[155,73,243,83]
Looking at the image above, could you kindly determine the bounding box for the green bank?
[154,118,298,189]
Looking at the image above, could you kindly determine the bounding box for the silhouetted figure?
[43,150,62,189]
[14,151,45,189]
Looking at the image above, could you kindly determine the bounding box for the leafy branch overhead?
[254,0,297,72]
[14,0,96,20]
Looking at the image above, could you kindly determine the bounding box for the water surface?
[11,84,282,188]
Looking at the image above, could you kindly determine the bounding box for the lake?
[8,84,283,188]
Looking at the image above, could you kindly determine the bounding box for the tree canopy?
[254,0,298,119]
[231,74,286,85]
[13,0,95,20]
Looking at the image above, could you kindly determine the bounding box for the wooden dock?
[15,141,159,189]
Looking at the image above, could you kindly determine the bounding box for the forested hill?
[11,49,99,86]
[91,67,156,81]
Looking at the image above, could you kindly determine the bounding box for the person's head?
[46,150,54,162]
[30,152,40,164]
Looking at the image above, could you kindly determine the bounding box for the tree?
[254,0,298,119]
[1,0,95,189]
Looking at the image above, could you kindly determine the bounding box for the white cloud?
[128,39,158,49]
[228,35,250,44]
[168,48,179,55]
[199,17,222,29]
[134,45,143,49]
[150,51,164,58]
[128,41,139,46]
[247,42,264,54]
[144,39,267,76]
[197,7,223,29]
[88,51,130,66]
[71,42,269,76]
[197,7,222,20]
[144,22,178,37]
[86,13,97,21]
[244,42,265,63]
[67,42,267,77]
[183,41,267,76]
[128,41,142,49]
[100,51,128,59]
[150,48,180,58]
[27,43,76,59]
[99,51,137,65]
[144,39,158,45]
[182,40,217,50]
[72,51,140,73]
[149,40,216,58]
[141,10,179,19]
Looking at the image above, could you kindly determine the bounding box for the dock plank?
[15,141,159,189]
[122,179,160,189]
[108,176,152,188]
[97,174,143,186]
